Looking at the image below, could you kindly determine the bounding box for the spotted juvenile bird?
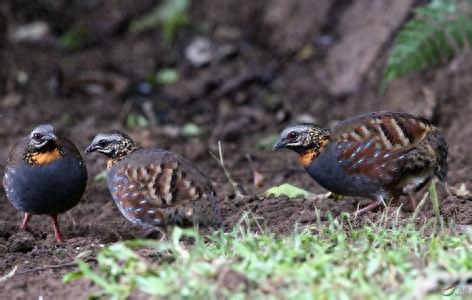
[3,124,87,242]
[273,111,448,216]
[85,131,221,238]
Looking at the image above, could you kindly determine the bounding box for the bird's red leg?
[352,194,387,218]
[21,213,32,230]
[352,202,379,218]
[50,214,64,242]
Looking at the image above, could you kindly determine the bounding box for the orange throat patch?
[298,137,330,167]
[28,148,62,165]
[298,149,316,167]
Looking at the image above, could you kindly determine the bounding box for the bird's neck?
[106,144,141,169]
[298,149,316,167]
[297,136,330,167]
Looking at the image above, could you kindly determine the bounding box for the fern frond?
[381,0,472,91]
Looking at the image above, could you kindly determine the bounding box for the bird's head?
[273,123,329,153]
[28,124,57,150]
[85,131,139,162]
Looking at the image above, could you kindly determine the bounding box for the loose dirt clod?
[7,232,35,253]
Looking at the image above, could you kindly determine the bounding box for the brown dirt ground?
[0,0,471,298]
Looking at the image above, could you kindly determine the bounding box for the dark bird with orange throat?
[273,111,448,216]
[3,124,87,242]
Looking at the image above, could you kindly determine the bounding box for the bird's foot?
[51,214,64,243]
[352,202,380,218]
[20,213,32,230]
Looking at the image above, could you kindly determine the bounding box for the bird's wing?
[110,150,219,226]
[331,112,434,185]
[58,137,84,160]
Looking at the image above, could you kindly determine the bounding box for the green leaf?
[264,183,312,199]
[181,123,204,137]
[381,0,472,92]
[156,68,179,86]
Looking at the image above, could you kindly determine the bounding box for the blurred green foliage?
[181,123,204,137]
[129,0,190,45]
[126,114,149,128]
[382,0,472,91]
[59,26,92,51]
[156,68,180,86]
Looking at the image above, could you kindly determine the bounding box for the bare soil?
[0,0,471,298]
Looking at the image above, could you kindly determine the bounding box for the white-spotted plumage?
[106,146,220,232]
[86,131,221,237]
[274,111,448,217]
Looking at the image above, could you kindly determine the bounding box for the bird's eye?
[287,131,298,140]
[32,133,43,140]
[98,139,108,147]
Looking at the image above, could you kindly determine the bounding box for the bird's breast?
[305,144,383,197]
[27,148,62,165]
[298,149,316,167]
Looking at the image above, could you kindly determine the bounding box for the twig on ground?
[15,258,97,276]
[210,141,246,199]
[246,154,264,188]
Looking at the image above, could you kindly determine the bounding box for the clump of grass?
[64,212,472,299]
[429,181,441,219]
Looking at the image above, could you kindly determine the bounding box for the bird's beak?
[272,138,287,151]
[84,144,97,154]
